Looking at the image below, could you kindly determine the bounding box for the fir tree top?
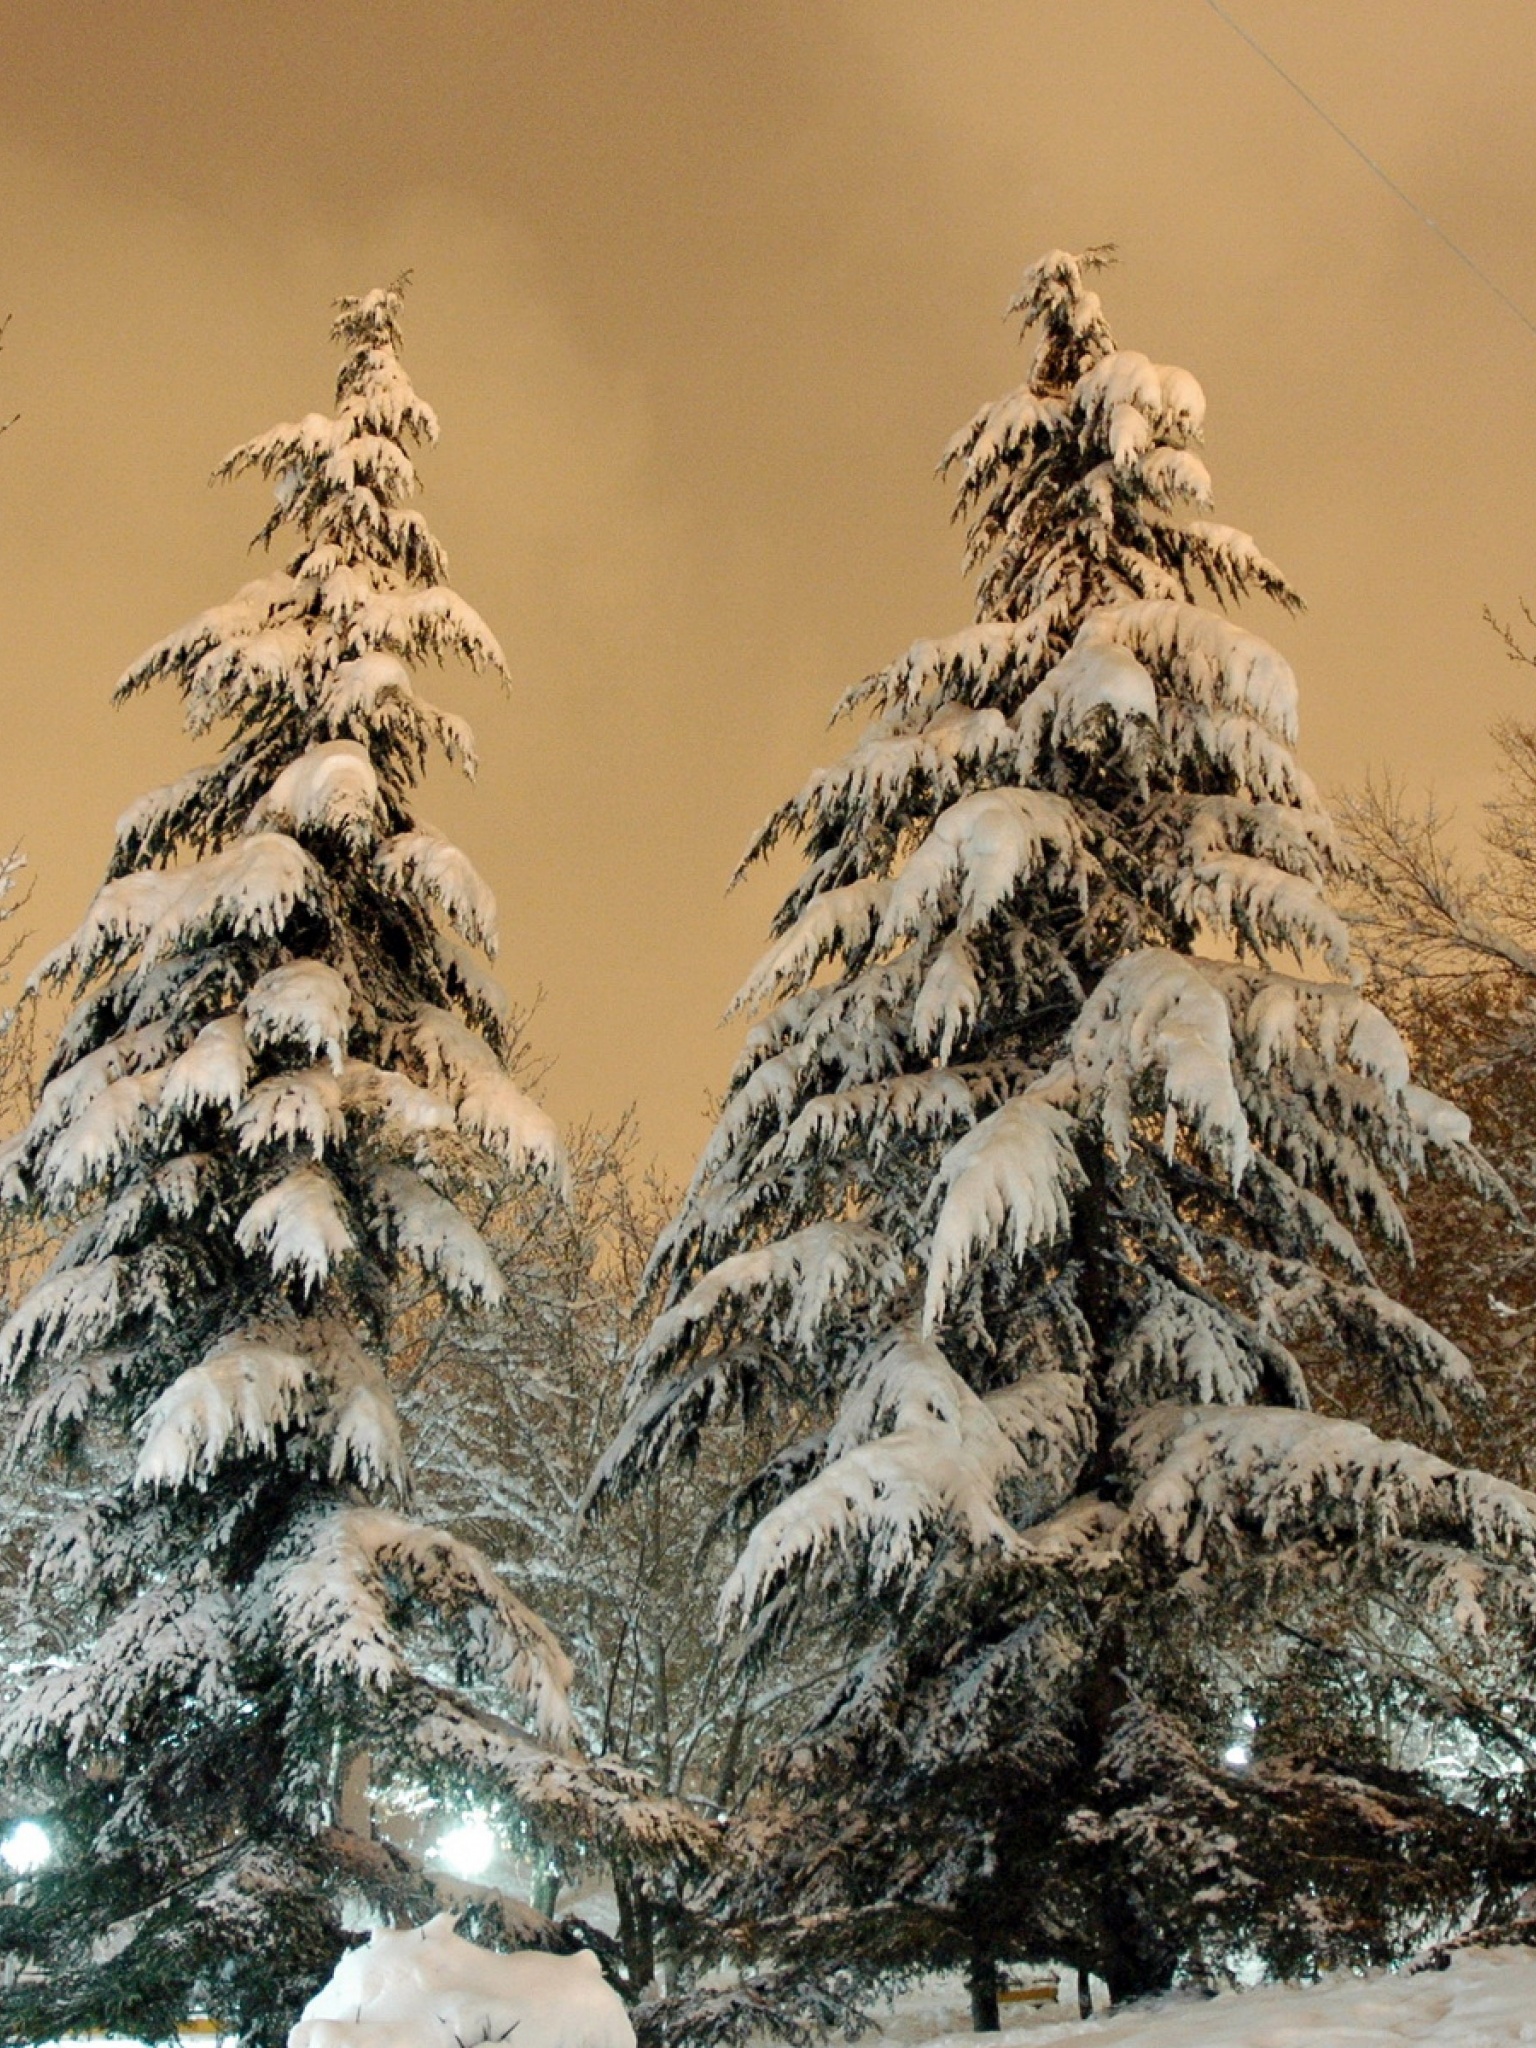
[599,249,1536,1660]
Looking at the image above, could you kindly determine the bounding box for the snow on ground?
[36,1933,1536,2048]
[884,1948,1536,2047]
[285,1931,1536,2048]
[289,1915,634,2048]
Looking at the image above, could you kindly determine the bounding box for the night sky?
[1,2,1533,1173]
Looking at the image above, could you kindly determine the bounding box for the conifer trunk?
[967,1946,1000,2032]
[1099,1911,1177,2009]
[613,1852,656,1996]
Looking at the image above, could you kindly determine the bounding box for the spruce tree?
[0,282,697,2048]
[596,252,1536,2003]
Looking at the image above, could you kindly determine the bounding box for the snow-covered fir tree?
[595,251,1536,2008]
[0,282,700,2048]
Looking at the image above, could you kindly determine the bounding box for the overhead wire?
[1198,0,1536,342]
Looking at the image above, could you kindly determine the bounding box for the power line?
[1199,0,1536,342]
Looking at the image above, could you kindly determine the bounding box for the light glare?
[1,1821,51,1875]
[435,1814,496,1878]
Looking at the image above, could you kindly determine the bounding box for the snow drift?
[905,1946,1536,2046]
[289,1915,635,2048]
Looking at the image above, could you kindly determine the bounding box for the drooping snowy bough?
[594,253,1536,2006]
[0,284,701,2048]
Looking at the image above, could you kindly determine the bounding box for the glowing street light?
[1222,1708,1258,1769]
[1,1822,50,1875]
[433,1814,496,1879]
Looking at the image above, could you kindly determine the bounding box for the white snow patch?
[141,833,321,960]
[1093,600,1299,743]
[1018,637,1158,765]
[376,828,499,954]
[405,1008,563,1181]
[338,1060,457,1138]
[0,1260,124,1377]
[721,1331,1034,1617]
[244,960,353,1069]
[40,1069,164,1199]
[233,1068,345,1159]
[235,1166,355,1289]
[32,1022,176,1140]
[881,787,1087,942]
[925,1093,1083,1328]
[733,878,890,1013]
[290,1916,633,2048]
[323,649,415,721]
[1119,1403,1536,1629]
[271,1508,572,1740]
[896,1946,1536,2046]
[30,869,183,985]
[252,740,383,845]
[1076,349,1206,454]
[135,1335,310,1488]
[160,1015,253,1121]
[1068,950,1250,1181]
[1406,1083,1473,1148]
[640,1222,902,1371]
[368,1164,505,1306]
[912,934,981,1064]
[1173,853,1350,972]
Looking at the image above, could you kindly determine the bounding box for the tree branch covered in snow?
[395,1120,816,1997]
[1340,697,1536,1491]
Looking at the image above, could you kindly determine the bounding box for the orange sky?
[1,2,1534,1178]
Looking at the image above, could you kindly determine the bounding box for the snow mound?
[290,1916,634,2048]
[914,1947,1536,2046]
